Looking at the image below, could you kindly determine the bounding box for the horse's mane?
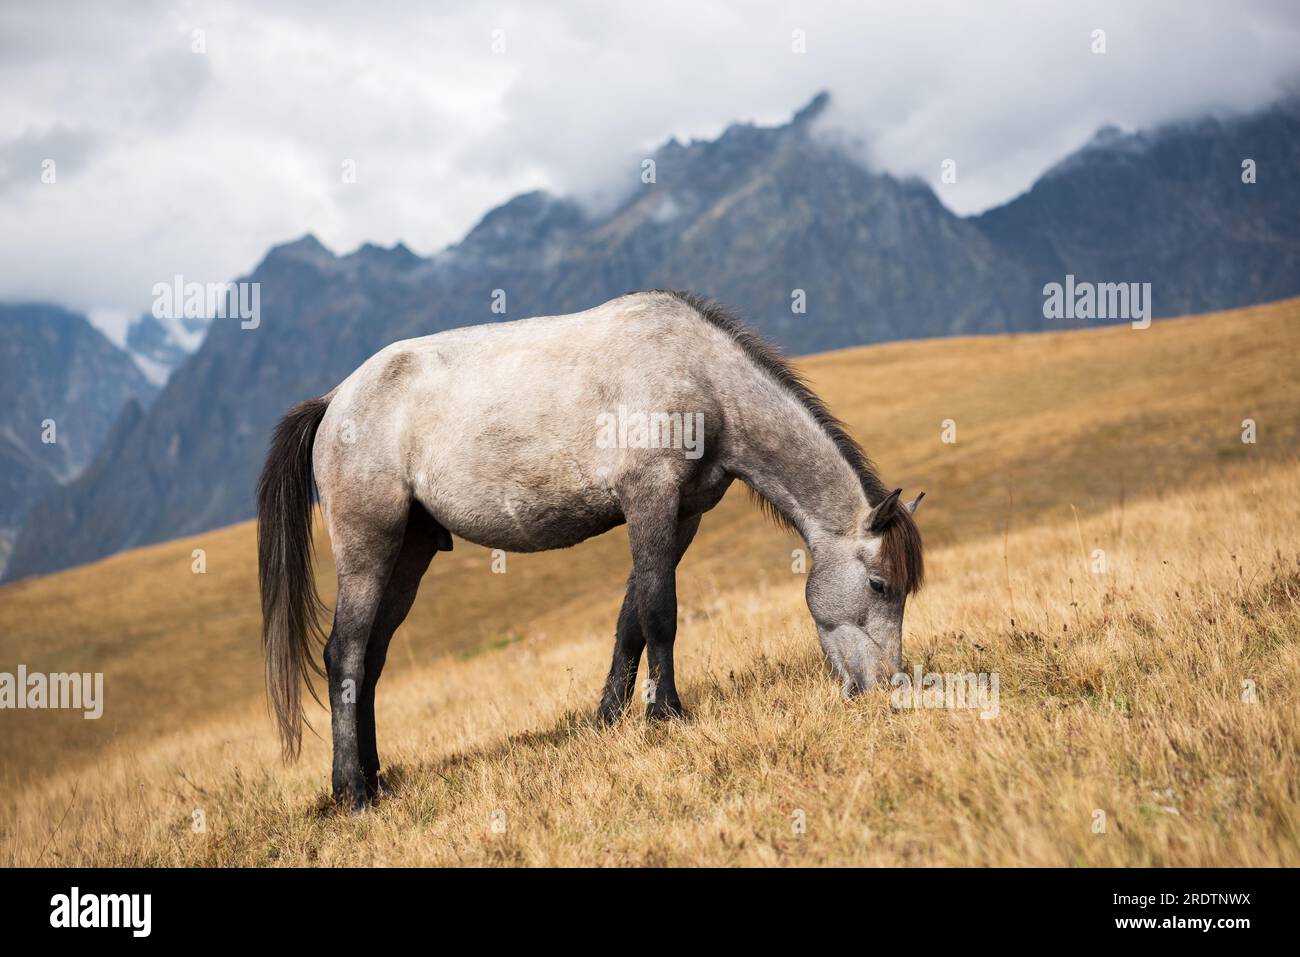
[660,289,924,594]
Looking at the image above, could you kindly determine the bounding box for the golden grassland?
[0,298,1297,865]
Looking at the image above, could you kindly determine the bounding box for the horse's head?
[806,488,924,696]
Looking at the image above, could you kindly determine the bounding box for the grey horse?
[258,290,924,809]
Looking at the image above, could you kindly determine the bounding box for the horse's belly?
[455,509,625,553]
[415,479,625,553]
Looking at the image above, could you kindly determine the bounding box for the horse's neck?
[723,379,868,548]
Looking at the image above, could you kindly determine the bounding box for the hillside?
[0,298,1297,866]
[9,92,1300,581]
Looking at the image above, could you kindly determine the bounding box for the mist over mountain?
[5,91,1299,581]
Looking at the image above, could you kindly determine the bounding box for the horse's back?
[314,293,732,551]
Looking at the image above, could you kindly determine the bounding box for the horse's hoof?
[331,793,368,814]
[646,701,687,721]
[333,774,369,813]
[595,701,625,726]
[366,775,394,802]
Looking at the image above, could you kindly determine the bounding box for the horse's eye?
[869,577,887,595]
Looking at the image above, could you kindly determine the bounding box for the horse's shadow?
[308,649,837,818]
[309,706,617,817]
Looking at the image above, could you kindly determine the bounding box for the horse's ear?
[866,488,903,532]
[906,491,925,515]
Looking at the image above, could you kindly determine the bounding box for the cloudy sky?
[3,0,1299,326]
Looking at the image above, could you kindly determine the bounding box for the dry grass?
[0,298,1298,866]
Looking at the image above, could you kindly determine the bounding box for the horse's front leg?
[624,500,695,720]
[598,514,701,723]
[596,574,645,724]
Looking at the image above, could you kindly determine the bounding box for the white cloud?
[1,0,1297,316]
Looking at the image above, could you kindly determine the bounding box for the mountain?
[974,97,1300,318]
[123,311,211,385]
[6,91,1300,580]
[0,304,158,575]
[522,91,1033,348]
[80,309,212,387]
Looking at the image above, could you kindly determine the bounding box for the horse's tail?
[257,395,331,761]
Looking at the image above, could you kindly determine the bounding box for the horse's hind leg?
[597,512,700,723]
[358,504,443,798]
[323,496,408,811]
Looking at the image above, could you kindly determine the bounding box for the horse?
[257,290,924,809]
